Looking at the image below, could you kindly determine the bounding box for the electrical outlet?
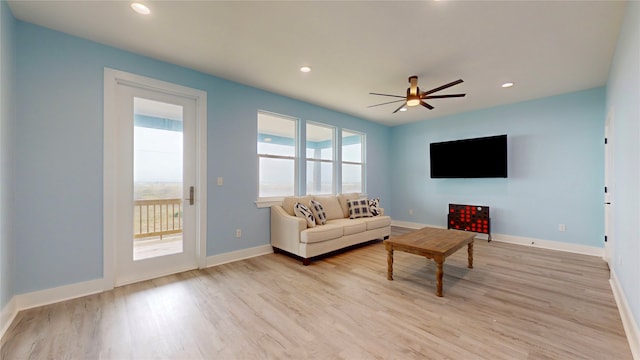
[409,209,414,215]
[235,229,242,238]
[558,224,566,232]
[217,177,224,186]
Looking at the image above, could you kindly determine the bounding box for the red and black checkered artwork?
[447,204,491,241]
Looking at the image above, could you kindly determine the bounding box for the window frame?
[256,111,299,207]
[305,121,336,196]
[341,128,366,194]
[256,112,368,207]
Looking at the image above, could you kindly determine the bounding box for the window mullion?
[260,154,296,161]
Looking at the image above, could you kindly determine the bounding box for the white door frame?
[604,107,614,264]
[103,68,207,290]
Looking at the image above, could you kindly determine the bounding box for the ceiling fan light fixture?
[406,96,421,107]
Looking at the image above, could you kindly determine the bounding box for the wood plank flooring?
[1,228,633,359]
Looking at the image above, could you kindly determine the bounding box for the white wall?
[606,0,640,356]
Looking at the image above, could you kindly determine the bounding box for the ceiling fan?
[369,76,466,114]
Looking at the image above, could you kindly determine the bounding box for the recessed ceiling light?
[501,82,514,88]
[399,107,407,112]
[300,66,311,73]
[131,3,151,15]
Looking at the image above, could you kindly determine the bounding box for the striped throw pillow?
[294,202,316,228]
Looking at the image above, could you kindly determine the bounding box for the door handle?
[186,186,194,205]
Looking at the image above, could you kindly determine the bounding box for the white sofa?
[270,193,391,265]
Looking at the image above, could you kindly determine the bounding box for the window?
[342,129,365,193]
[306,122,335,195]
[257,111,367,204]
[257,112,297,198]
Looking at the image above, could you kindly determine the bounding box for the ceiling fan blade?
[369,92,406,99]
[392,102,407,114]
[367,99,406,108]
[420,101,434,110]
[422,79,464,96]
[422,93,466,99]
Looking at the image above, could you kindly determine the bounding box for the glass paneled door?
[133,97,185,260]
[115,84,198,285]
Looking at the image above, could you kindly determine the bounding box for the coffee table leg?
[468,240,474,269]
[387,248,394,280]
[435,260,444,297]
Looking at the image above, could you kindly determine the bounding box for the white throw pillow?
[348,198,373,219]
[309,200,327,225]
[294,202,316,228]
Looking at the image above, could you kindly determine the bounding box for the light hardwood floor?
[1,228,632,359]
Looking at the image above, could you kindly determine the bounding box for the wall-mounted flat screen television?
[430,134,508,178]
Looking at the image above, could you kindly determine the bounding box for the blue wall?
[0,0,16,311]
[12,21,390,294]
[389,88,605,247]
[606,0,640,339]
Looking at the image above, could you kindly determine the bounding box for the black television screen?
[430,135,508,178]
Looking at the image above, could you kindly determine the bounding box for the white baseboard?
[205,244,273,268]
[610,270,640,360]
[391,220,441,230]
[493,233,603,257]
[391,220,603,257]
[16,278,105,311]
[0,296,17,341]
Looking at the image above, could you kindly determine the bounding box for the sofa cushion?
[282,196,313,216]
[337,193,361,218]
[363,215,391,230]
[348,198,373,219]
[312,195,344,220]
[369,198,381,216]
[326,218,367,236]
[309,200,327,225]
[300,224,343,244]
[294,203,316,228]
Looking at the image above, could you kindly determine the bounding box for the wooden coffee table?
[384,227,475,297]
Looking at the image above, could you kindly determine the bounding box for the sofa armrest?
[271,205,306,255]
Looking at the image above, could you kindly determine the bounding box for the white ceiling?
[8,1,627,126]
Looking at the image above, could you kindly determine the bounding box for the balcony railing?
[134,198,182,239]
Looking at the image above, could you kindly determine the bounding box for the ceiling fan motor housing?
[406,89,421,106]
